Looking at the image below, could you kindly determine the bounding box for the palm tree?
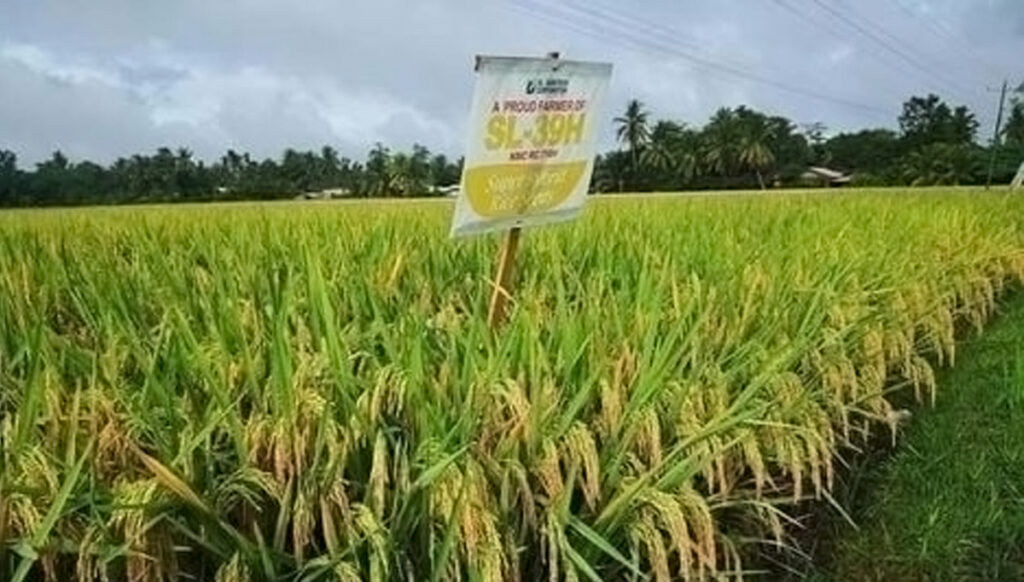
[641,121,679,173]
[642,121,702,188]
[388,153,413,196]
[902,143,977,186]
[365,143,391,197]
[173,148,197,197]
[221,149,243,182]
[614,100,651,188]
[429,154,454,189]
[640,143,673,173]
[591,152,631,193]
[702,109,741,179]
[282,148,317,193]
[409,144,432,192]
[902,147,941,186]
[0,150,17,205]
[320,145,340,188]
[738,121,776,190]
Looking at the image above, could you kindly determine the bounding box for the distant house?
[321,187,352,198]
[432,184,461,197]
[800,166,851,188]
[301,187,352,200]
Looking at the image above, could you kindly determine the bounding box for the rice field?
[2,189,1024,582]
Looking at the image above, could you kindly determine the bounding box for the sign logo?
[525,78,570,96]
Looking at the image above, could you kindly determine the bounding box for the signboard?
[1012,161,1024,190]
[451,55,612,237]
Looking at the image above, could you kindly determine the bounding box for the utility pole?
[986,79,1008,190]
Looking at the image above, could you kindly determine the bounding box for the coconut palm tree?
[388,152,414,196]
[701,109,742,178]
[388,149,431,197]
[902,143,978,186]
[320,145,340,187]
[365,143,391,197]
[641,121,679,172]
[614,100,651,188]
[642,121,701,188]
[0,149,17,205]
[738,120,776,190]
[591,151,631,193]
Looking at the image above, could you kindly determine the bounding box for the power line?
[769,0,930,87]
[575,0,924,115]
[570,0,949,111]
[889,0,1009,82]
[807,0,976,100]
[555,0,767,75]
[831,0,983,98]
[495,0,894,119]
[803,0,978,102]
[883,0,1009,136]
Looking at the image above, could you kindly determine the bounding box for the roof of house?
[805,166,848,180]
[800,167,851,184]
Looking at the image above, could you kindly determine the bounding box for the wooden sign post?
[487,223,522,328]
[485,52,559,329]
[450,52,612,328]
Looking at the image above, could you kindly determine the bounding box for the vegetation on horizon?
[598,93,1024,193]
[1,92,1023,207]
[3,190,1024,581]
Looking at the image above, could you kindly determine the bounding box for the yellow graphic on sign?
[484,113,587,151]
[463,162,587,218]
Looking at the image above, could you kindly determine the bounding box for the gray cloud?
[1,0,1021,166]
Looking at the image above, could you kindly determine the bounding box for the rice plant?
[2,189,1024,581]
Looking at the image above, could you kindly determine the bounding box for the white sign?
[451,55,613,237]
[1012,161,1024,190]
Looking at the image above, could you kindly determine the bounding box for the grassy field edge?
[809,294,1024,580]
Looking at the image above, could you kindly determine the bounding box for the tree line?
[598,92,1024,192]
[0,144,463,206]
[1,92,1023,207]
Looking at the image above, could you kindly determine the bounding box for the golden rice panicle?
[561,423,601,510]
[632,517,671,582]
[2,192,1024,580]
[367,430,390,514]
[214,554,250,582]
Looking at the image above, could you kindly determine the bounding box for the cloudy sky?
[1,0,1021,165]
